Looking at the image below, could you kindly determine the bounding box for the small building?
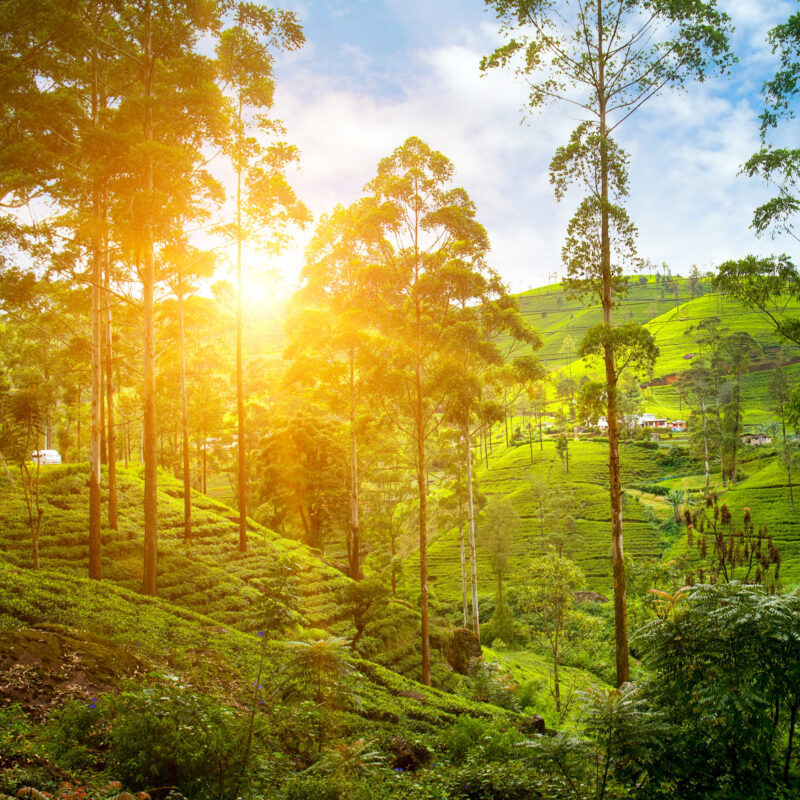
[671,420,687,432]
[638,413,670,429]
[741,433,772,446]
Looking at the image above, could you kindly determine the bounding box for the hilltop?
[512,275,800,425]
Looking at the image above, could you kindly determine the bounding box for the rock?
[520,714,546,734]
[389,735,431,771]
[444,628,482,675]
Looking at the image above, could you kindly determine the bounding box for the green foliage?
[103,680,244,797]
[0,704,29,753]
[634,583,800,795]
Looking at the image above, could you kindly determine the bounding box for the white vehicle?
[31,449,62,465]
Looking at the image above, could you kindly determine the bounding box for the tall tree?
[365,136,501,685]
[720,331,762,484]
[163,242,216,543]
[111,0,228,594]
[285,199,382,579]
[216,3,308,554]
[771,362,796,511]
[482,0,732,686]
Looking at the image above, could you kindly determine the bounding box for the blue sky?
[267,0,798,293]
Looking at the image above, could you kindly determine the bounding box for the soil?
[0,624,146,720]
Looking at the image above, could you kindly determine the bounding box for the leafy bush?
[45,699,103,771]
[102,679,244,797]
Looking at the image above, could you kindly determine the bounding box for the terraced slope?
[511,277,800,426]
[0,561,510,739]
[0,465,443,681]
[660,451,800,586]
[410,438,677,599]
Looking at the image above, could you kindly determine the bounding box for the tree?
[719,331,762,484]
[0,387,46,570]
[216,3,308,555]
[519,550,590,718]
[679,362,720,493]
[634,584,800,794]
[482,0,733,688]
[163,242,216,543]
[743,11,800,244]
[555,376,577,472]
[365,136,499,685]
[480,496,519,606]
[286,199,383,579]
[255,409,347,553]
[526,380,548,456]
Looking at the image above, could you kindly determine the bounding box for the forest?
[2,1,800,799]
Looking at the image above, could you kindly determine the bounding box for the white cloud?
[270,2,796,294]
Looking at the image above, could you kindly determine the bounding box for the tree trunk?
[202,424,207,494]
[88,55,102,581]
[89,187,102,580]
[141,8,158,596]
[466,424,480,641]
[458,450,469,629]
[415,312,431,686]
[178,276,192,544]
[598,4,630,686]
[235,160,247,553]
[702,405,710,495]
[348,351,361,579]
[103,233,118,530]
[785,701,798,783]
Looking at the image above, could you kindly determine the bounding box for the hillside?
[411,438,684,608]
[511,276,800,426]
[0,464,462,684]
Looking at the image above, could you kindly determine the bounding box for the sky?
[265,0,798,294]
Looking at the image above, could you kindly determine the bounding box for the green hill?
[0,464,460,683]
[511,276,800,426]
[411,438,687,604]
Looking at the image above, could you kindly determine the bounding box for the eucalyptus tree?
[720,331,762,484]
[110,0,229,594]
[285,199,383,579]
[770,363,796,511]
[216,3,309,554]
[162,241,216,544]
[679,362,720,494]
[482,0,733,687]
[364,136,508,685]
[0,0,129,572]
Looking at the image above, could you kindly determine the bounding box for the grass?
[506,277,800,426]
[410,437,683,606]
[0,464,450,684]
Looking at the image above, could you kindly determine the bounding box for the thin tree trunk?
[202,424,207,494]
[88,55,102,581]
[598,2,629,686]
[785,701,798,782]
[466,424,480,641]
[178,275,191,544]
[348,350,361,579]
[458,446,469,629]
[235,156,247,553]
[415,303,431,686]
[141,5,158,596]
[103,231,118,530]
[702,405,710,495]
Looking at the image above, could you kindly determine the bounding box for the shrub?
[102,680,245,798]
[45,699,103,771]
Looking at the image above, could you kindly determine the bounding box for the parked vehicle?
[31,449,61,465]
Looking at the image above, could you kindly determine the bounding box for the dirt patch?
[0,624,146,720]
